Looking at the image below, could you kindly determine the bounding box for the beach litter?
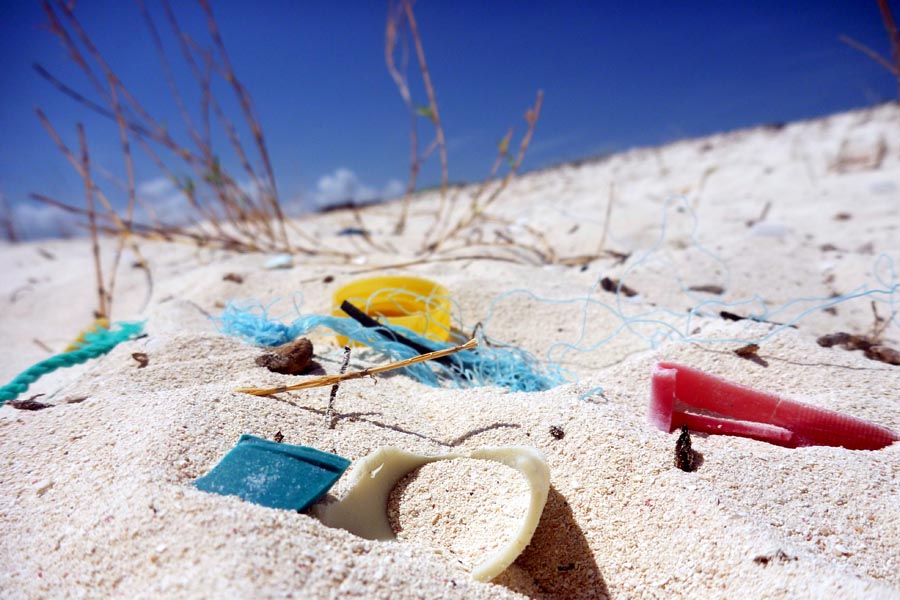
[649,361,899,450]
[331,275,453,346]
[218,276,562,393]
[235,338,478,396]
[264,254,294,270]
[0,320,144,405]
[193,434,350,512]
[315,446,550,582]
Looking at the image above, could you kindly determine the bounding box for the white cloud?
[13,202,73,240]
[313,168,405,208]
[136,177,176,198]
[136,177,194,226]
[382,178,405,199]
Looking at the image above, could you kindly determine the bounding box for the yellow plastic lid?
[331,276,452,346]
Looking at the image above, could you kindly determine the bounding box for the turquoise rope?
[0,321,144,405]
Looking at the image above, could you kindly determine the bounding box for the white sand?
[388,458,531,571]
[1,103,899,599]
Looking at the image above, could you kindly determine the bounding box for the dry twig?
[77,124,107,319]
[385,0,447,235]
[839,0,900,97]
[236,338,478,396]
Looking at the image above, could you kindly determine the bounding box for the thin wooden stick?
[0,193,19,242]
[236,338,478,397]
[105,82,138,318]
[424,91,543,254]
[77,123,107,320]
[327,346,352,429]
[838,35,898,75]
[878,0,900,76]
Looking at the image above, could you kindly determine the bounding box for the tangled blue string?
[485,195,899,373]
[218,196,898,396]
[0,321,145,405]
[215,303,562,393]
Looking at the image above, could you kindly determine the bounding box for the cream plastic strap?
[315,446,550,582]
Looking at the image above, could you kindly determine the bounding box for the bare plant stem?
[403,0,448,209]
[327,346,352,429]
[385,0,447,235]
[36,0,314,255]
[0,194,19,242]
[838,35,898,75]
[77,124,107,320]
[879,0,900,77]
[426,90,544,253]
[839,0,900,98]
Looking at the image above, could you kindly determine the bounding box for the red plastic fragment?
[649,362,898,450]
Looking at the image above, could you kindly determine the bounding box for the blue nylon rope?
[0,321,145,405]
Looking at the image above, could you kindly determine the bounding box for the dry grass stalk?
[34,108,154,316]
[76,124,108,319]
[0,194,19,243]
[326,346,352,429]
[236,338,478,397]
[386,0,448,235]
[839,0,900,97]
[33,0,325,256]
[424,90,544,254]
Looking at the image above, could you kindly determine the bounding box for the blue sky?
[0,0,895,238]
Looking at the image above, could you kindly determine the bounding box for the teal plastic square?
[193,434,350,511]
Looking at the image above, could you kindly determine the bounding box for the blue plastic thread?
[218,196,898,395]
[216,303,562,393]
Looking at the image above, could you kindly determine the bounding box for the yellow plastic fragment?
[331,276,452,346]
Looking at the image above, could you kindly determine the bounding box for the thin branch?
[838,34,899,74]
[105,81,138,318]
[385,1,419,234]
[404,0,447,199]
[426,90,544,252]
[879,0,900,75]
[236,338,478,396]
[327,346,352,429]
[77,123,107,319]
[197,0,289,250]
[0,194,19,242]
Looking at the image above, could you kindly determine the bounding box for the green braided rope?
[0,321,145,405]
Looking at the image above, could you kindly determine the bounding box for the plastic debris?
[315,446,550,582]
[331,275,452,346]
[193,435,350,511]
[218,301,562,393]
[0,321,144,405]
[649,362,899,450]
[749,221,789,237]
[264,254,294,269]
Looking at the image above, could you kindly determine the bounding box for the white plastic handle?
[315,446,550,582]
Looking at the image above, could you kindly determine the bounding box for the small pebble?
[34,479,53,495]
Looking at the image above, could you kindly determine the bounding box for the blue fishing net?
[216,301,563,393]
